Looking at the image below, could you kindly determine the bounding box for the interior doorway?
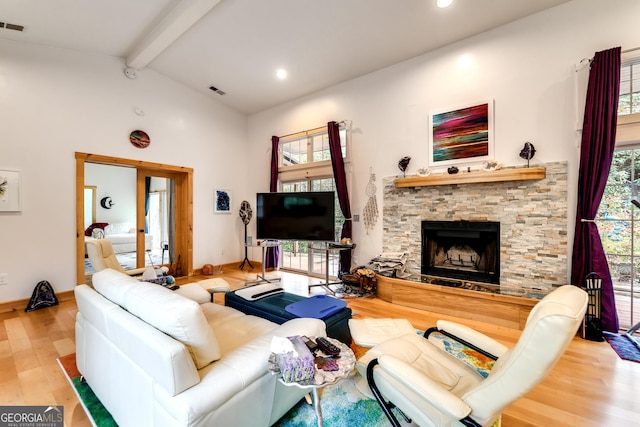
[75,153,193,285]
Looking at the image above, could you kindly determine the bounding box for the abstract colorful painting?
[429,101,493,166]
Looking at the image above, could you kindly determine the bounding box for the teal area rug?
[59,331,499,427]
[603,331,640,363]
[71,376,118,427]
[59,353,399,427]
[274,374,410,427]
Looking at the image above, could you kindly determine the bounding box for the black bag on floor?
[25,280,59,312]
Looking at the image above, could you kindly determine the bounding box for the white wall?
[85,163,136,225]
[247,0,640,277]
[0,40,249,302]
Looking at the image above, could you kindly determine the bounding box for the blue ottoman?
[224,290,352,344]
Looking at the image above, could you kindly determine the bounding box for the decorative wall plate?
[130,130,150,149]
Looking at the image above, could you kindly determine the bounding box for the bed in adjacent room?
[84,222,153,254]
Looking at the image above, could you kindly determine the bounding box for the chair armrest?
[125,267,147,276]
[435,320,509,358]
[378,354,472,420]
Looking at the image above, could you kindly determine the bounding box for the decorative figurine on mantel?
[447,166,459,174]
[482,160,503,172]
[398,156,411,177]
[417,167,430,176]
[519,141,536,167]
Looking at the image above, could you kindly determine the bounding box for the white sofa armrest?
[378,354,472,420]
[435,320,509,358]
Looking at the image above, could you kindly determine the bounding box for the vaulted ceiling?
[1,0,570,114]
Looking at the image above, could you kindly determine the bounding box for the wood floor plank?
[0,339,11,360]
[0,377,23,406]
[53,338,75,357]
[5,317,32,353]
[18,366,56,405]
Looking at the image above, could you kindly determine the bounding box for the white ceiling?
[1,0,570,115]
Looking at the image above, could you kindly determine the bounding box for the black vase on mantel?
[447,166,459,174]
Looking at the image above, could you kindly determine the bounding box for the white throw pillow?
[104,222,132,235]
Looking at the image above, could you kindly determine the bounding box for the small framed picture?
[214,189,231,214]
[428,100,494,167]
[0,169,22,212]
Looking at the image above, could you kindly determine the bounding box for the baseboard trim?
[0,289,75,314]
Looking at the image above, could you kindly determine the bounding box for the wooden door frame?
[76,152,193,285]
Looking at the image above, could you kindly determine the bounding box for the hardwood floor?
[1,265,639,426]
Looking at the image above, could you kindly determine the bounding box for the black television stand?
[244,240,282,286]
[308,242,355,295]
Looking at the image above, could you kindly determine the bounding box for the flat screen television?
[256,192,336,241]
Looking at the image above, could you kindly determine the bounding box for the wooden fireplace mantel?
[376,275,541,330]
[394,166,546,188]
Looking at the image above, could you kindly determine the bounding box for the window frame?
[278,126,349,183]
[619,57,640,116]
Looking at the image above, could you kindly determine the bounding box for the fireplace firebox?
[421,220,500,284]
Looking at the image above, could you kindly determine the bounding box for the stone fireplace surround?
[382,161,568,292]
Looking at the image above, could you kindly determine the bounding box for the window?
[598,147,640,329]
[280,128,346,167]
[597,57,640,330]
[277,126,348,278]
[619,58,640,115]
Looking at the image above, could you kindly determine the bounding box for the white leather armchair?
[356,285,588,427]
[86,239,147,276]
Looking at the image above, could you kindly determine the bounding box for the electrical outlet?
[0,273,7,286]
[353,214,360,222]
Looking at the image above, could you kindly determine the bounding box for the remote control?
[316,337,341,356]
[301,335,318,353]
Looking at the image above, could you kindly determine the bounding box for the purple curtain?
[570,47,621,332]
[265,136,280,269]
[328,121,352,273]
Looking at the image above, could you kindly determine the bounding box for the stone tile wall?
[382,161,568,290]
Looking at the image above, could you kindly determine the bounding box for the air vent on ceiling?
[209,86,226,96]
[0,22,25,32]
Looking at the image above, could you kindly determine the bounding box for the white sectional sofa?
[75,269,326,427]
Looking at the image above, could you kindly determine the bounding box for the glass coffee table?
[270,337,356,427]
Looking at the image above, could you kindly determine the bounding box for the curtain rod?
[277,120,349,140]
[576,46,640,71]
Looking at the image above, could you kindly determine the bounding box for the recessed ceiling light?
[437,0,453,8]
[276,69,288,80]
